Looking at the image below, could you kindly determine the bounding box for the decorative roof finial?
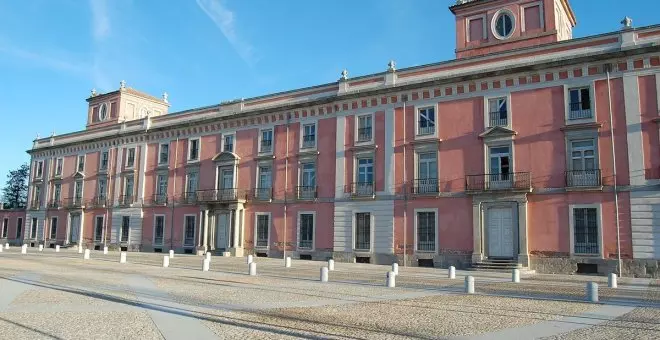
[387,60,396,72]
[339,69,348,81]
[162,92,169,103]
[35,132,40,140]
[51,130,55,137]
[621,16,633,29]
[120,80,126,90]
[91,88,97,97]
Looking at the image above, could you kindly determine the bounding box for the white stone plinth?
[247,254,253,264]
[249,262,257,276]
[386,271,396,288]
[202,258,210,272]
[120,252,127,263]
[608,273,618,288]
[38,244,44,252]
[328,259,335,271]
[103,246,108,255]
[285,256,291,268]
[169,250,174,259]
[55,245,60,252]
[83,249,90,260]
[163,256,170,268]
[587,282,599,302]
[320,267,329,282]
[465,276,475,294]
[449,266,456,279]
[512,269,520,283]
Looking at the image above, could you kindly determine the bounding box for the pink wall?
[374,111,386,191]
[317,117,337,198]
[639,75,660,179]
[595,78,630,186]
[1,210,26,240]
[141,206,201,248]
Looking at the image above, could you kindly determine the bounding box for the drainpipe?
[170,136,179,251]
[283,114,290,260]
[402,97,408,267]
[606,67,623,276]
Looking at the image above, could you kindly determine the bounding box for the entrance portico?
[199,203,246,257]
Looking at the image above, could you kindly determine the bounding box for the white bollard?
[608,273,618,288]
[83,249,90,260]
[328,259,335,271]
[38,244,44,252]
[247,254,253,264]
[78,246,83,254]
[587,282,599,302]
[55,245,60,252]
[320,267,329,282]
[120,252,127,264]
[448,266,456,279]
[285,256,291,268]
[465,276,475,294]
[21,245,27,254]
[249,262,257,276]
[169,250,174,259]
[4,243,8,249]
[163,256,170,268]
[386,271,396,288]
[0,245,2,252]
[512,269,521,283]
[205,252,212,262]
[202,258,210,272]
[392,263,399,275]
[103,246,108,255]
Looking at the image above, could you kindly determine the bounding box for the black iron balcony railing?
[417,124,435,135]
[417,240,435,252]
[29,200,41,210]
[565,169,602,188]
[298,239,313,249]
[179,192,197,204]
[63,197,84,209]
[260,139,272,153]
[465,172,531,191]
[569,102,592,120]
[296,186,317,200]
[411,178,439,194]
[87,196,108,208]
[196,188,248,202]
[47,199,62,209]
[152,194,168,206]
[488,110,508,127]
[302,135,316,148]
[118,195,135,206]
[357,127,372,142]
[349,182,375,197]
[253,187,273,201]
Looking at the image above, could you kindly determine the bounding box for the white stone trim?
[465,13,487,42]
[158,142,170,165]
[253,212,271,250]
[187,137,201,163]
[125,147,136,169]
[414,103,438,140]
[352,211,375,252]
[299,120,318,150]
[93,215,105,243]
[483,92,513,129]
[483,140,515,174]
[563,81,596,125]
[258,127,274,155]
[296,211,316,251]
[520,1,544,32]
[221,131,236,153]
[491,8,516,40]
[354,112,375,146]
[384,108,394,194]
[623,75,645,186]
[568,203,604,258]
[413,208,439,253]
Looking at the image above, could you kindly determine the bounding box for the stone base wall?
[530,256,660,278]
[391,252,472,269]
[332,251,398,265]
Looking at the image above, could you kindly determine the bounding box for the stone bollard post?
[120,252,127,264]
[285,257,292,268]
[320,267,329,282]
[4,243,8,250]
[512,269,521,283]
[103,246,108,255]
[465,276,475,294]
[0,245,2,252]
[328,259,335,271]
[169,250,174,259]
[448,266,456,279]
[392,263,399,275]
[586,282,599,302]
[205,252,212,262]
[163,256,170,268]
[249,262,257,276]
[202,258,210,272]
[78,246,83,254]
[21,245,27,254]
[608,273,618,288]
[247,254,253,264]
[386,271,396,288]
[38,244,44,252]
[83,249,90,260]
[55,245,60,252]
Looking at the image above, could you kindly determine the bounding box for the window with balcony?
[16,218,23,239]
[55,158,63,177]
[298,213,314,249]
[184,215,196,247]
[255,213,270,248]
[50,217,58,239]
[94,216,104,242]
[185,171,198,202]
[126,148,135,168]
[121,216,130,243]
[156,174,168,204]
[572,207,599,255]
[354,212,371,251]
[96,178,107,206]
[256,165,272,200]
[52,183,61,207]
[357,114,373,142]
[260,129,273,153]
[154,215,165,245]
[2,218,8,238]
[30,217,37,239]
[220,169,233,189]
[302,123,316,149]
[568,87,592,120]
[74,180,83,205]
[77,155,85,172]
[188,138,200,161]
[416,211,436,252]
[567,139,600,187]
[298,162,316,199]
[159,143,169,165]
[31,186,41,209]
[123,176,134,205]
[415,152,438,194]
[488,97,508,127]
[354,157,374,196]
[35,161,43,179]
[488,145,511,187]
[417,107,436,136]
[100,151,109,171]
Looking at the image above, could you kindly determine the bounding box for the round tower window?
[98,103,108,121]
[492,10,515,39]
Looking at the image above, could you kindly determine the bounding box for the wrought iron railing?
[302,135,316,148]
[87,196,108,208]
[357,127,372,142]
[63,197,84,209]
[565,169,602,187]
[411,179,439,194]
[253,187,273,201]
[298,239,313,249]
[118,195,135,207]
[465,172,531,191]
[418,125,435,135]
[29,200,41,210]
[179,192,197,204]
[260,140,272,153]
[196,188,247,202]
[569,102,592,120]
[349,182,375,197]
[47,200,62,209]
[296,186,317,200]
[152,194,168,206]
[488,110,508,127]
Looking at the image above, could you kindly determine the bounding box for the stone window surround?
[413,143,440,187]
[296,210,316,252]
[255,160,273,191]
[299,120,318,150]
[254,212,271,250]
[483,138,515,175]
[563,81,596,125]
[355,112,375,146]
[187,137,201,162]
[352,210,375,254]
[564,129,600,172]
[93,215,105,243]
[414,103,438,140]
[182,214,196,248]
[482,91,513,129]
[153,214,166,246]
[465,13,487,43]
[491,8,516,40]
[120,215,131,244]
[568,203,604,258]
[158,142,170,165]
[221,132,236,153]
[258,128,274,154]
[413,208,439,254]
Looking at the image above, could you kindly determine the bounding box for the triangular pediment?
[73,171,85,179]
[479,126,517,139]
[212,151,240,163]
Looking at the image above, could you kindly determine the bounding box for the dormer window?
[492,10,515,40]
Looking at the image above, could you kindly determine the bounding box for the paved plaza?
[0,248,658,339]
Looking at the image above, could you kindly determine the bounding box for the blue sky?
[0,0,658,181]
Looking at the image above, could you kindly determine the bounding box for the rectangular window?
[154,216,165,245]
[31,217,37,239]
[299,213,314,249]
[188,139,200,161]
[223,134,234,153]
[489,145,511,177]
[299,162,316,199]
[16,218,22,239]
[417,107,436,135]
[55,158,63,176]
[258,166,272,189]
[256,214,269,248]
[523,5,542,31]
[100,151,109,170]
[355,213,371,250]
[302,123,316,148]
[32,186,41,207]
[2,218,8,238]
[35,161,43,178]
[126,148,136,168]
[260,129,273,153]
[124,176,134,199]
[355,157,374,195]
[468,17,484,42]
[74,180,83,204]
[221,169,233,189]
[121,216,130,242]
[417,212,436,251]
[159,143,169,164]
[357,115,373,142]
[568,140,599,187]
[573,208,599,254]
[156,174,168,204]
[184,215,196,247]
[94,216,104,242]
[53,183,61,204]
[50,217,58,239]
[98,178,107,200]
[488,97,508,127]
[186,172,198,196]
[77,155,85,172]
[568,87,592,120]
[416,152,438,193]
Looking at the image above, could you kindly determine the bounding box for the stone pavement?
[0,248,658,339]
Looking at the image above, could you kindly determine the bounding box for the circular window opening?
[98,103,108,121]
[492,10,515,39]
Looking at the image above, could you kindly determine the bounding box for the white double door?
[215,213,229,251]
[69,214,81,244]
[487,207,514,258]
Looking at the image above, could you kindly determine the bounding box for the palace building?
[4,0,660,276]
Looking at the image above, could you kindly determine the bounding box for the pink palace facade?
[4,0,660,276]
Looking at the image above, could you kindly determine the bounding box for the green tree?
[1,163,29,209]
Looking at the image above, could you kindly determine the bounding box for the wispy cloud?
[89,0,110,41]
[0,42,90,76]
[196,0,257,65]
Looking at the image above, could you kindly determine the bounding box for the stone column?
[197,210,203,247]
[79,213,85,248]
[471,202,483,263]
[517,200,529,267]
[202,209,209,251]
[233,209,240,248]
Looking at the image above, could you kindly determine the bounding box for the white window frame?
[32,185,41,207]
[182,214,197,247]
[50,216,58,239]
[120,216,130,243]
[564,82,596,124]
[99,150,109,171]
[567,136,599,171]
[414,208,438,253]
[222,132,235,153]
[153,214,166,246]
[354,152,375,187]
[156,173,168,196]
[254,212,271,249]
[53,183,61,202]
[2,218,8,238]
[98,102,109,121]
[520,1,544,33]
[74,179,84,203]
[124,175,135,199]
[355,113,374,145]
[352,211,374,252]
[93,215,105,243]
[35,160,44,179]
[465,13,487,42]
[97,177,108,200]
[484,141,515,174]
[491,8,516,40]
[568,204,603,258]
[158,143,170,165]
[188,138,201,162]
[77,155,86,172]
[483,93,512,129]
[300,121,318,149]
[126,148,136,169]
[259,128,274,154]
[185,171,199,196]
[415,104,438,139]
[55,158,63,177]
[30,217,38,239]
[297,211,316,251]
[255,162,273,199]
